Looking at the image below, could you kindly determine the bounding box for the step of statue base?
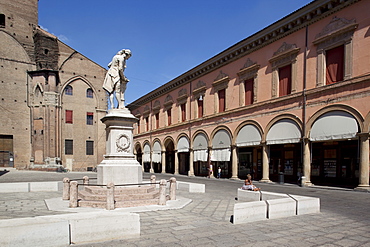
[77,185,162,208]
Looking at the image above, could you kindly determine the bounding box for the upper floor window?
[167,109,172,126]
[155,113,159,129]
[197,97,204,118]
[86,112,93,125]
[65,139,73,155]
[86,88,93,98]
[137,119,141,133]
[65,85,73,96]
[269,42,299,98]
[65,110,73,124]
[145,116,149,132]
[244,78,254,105]
[86,140,94,155]
[0,14,5,27]
[326,45,344,84]
[278,64,292,96]
[180,103,186,122]
[313,16,357,87]
[218,89,226,113]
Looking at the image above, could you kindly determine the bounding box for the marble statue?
[103,49,132,109]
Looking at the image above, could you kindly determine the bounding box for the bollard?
[278,172,284,184]
[158,179,167,205]
[150,175,156,184]
[62,177,70,200]
[169,177,176,200]
[106,182,115,210]
[83,176,89,185]
[69,181,78,208]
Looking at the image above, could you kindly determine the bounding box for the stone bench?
[177,181,205,193]
[0,211,140,246]
[289,194,320,215]
[266,197,296,219]
[0,181,60,193]
[237,188,261,201]
[233,189,320,224]
[0,217,69,247]
[233,201,267,224]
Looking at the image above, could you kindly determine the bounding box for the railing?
[62,175,176,210]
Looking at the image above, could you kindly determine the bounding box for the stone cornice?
[128,0,360,111]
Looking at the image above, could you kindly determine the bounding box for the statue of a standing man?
[103,49,132,109]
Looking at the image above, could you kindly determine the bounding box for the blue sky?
[38,0,312,105]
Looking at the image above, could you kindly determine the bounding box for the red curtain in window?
[279,65,292,96]
[198,99,203,118]
[218,89,225,112]
[245,78,254,105]
[65,110,73,124]
[181,104,186,122]
[326,45,344,85]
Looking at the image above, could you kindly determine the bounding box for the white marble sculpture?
[103,49,131,109]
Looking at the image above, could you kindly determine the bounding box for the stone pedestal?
[97,108,142,185]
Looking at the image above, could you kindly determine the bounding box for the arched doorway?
[266,119,302,183]
[193,133,209,177]
[177,136,190,175]
[211,129,232,178]
[142,143,151,172]
[165,139,175,174]
[152,141,162,173]
[309,110,360,187]
[134,143,142,167]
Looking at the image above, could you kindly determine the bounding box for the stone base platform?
[78,185,161,208]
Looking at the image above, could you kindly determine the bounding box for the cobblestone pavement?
[1,171,369,246]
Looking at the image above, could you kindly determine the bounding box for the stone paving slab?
[0,171,369,246]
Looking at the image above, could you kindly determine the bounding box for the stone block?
[266,198,296,219]
[233,201,267,224]
[29,182,58,192]
[0,182,29,193]
[0,217,69,247]
[289,194,320,215]
[52,211,140,245]
[237,188,261,201]
[261,191,289,200]
[177,181,205,193]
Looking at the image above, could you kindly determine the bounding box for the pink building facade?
[128,0,370,189]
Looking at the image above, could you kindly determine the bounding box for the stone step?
[84,185,156,195]
[78,190,160,202]
[78,198,160,209]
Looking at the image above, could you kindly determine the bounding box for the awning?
[212,130,231,149]
[236,124,262,147]
[193,133,208,150]
[310,111,358,141]
[177,136,189,153]
[152,141,161,163]
[210,148,231,162]
[193,150,208,162]
[143,143,151,162]
[266,119,301,145]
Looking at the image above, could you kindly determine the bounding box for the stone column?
[69,181,78,208]
[161,151,166,173]
[231,145,238,179]
[158,179,167,205]
[357,133,369,189]
[188,149,194,176]
[302,138,312,186]
[149,152,154,173]
[260,143,270,182]
[106,182,115,210]
[169,177,176,200]
[83,176,89,185]
[62,178,70,200]
[174,151,179,175]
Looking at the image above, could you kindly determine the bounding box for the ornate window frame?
[177,88,188,122]
[313,16,357,87]
[269,42,300,98]
[212,71,229,113]
[237,58,259,106]
[192,80,206,118]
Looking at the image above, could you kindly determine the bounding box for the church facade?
[128,0,370,189]
[0,0,107,171]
